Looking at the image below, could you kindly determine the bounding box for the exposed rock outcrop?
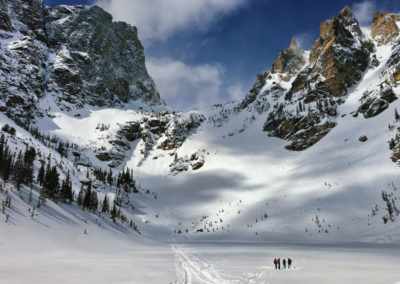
[263,6,372,150]
[45,5,162,107]
[371,12,400,45]
[271,37,306,81]
[300,6,371,98]
[94,111,205,168]
[0,0,163,127]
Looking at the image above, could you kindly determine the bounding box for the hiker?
[274,258,277,269]
[288,258,292,268]
[278,258,281,269]
[283,258,286,269]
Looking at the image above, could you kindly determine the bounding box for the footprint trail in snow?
[171,245,267,284]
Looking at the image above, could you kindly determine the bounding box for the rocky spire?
[304,5,371,97]
[270,36,305,77]
[289,36,299,51]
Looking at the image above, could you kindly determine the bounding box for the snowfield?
[3,221,400,284]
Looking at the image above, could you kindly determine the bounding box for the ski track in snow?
[171,245,269,284]
[172,245,231,284]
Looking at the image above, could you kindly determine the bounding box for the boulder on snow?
[359,136,368,142]
[96,153,111,161]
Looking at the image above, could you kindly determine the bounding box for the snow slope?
[16,25,398,245]
[110,31,400,244]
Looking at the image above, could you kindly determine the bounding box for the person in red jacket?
[274,258,278,269]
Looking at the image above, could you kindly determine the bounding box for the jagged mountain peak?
[258,6,372,150]
[337,5,357,25]
[288,36,300,51]
[270,36,306,79]
[44,3,163,108]
[0,0,164,127]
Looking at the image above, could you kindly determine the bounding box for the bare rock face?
[371,12,400,45]
[271,37,306,79]
[357,85,397,119]
[0,0,47,126]
[306,6,371,97]
[44,5,162,108]
[263,6,371,151]
[0,0,163,127]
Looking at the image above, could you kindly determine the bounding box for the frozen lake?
[2,225,400,284]
[170,242,400,284]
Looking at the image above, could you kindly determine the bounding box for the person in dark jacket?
[274,258,277,269]
[278,258,281,269]
[288,258,292,268]
[283,259,286,269]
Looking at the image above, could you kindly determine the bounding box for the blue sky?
[44,0,400,111]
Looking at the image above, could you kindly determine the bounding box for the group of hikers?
[273,258,292,269]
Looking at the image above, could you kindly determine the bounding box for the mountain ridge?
[0,2,400,246]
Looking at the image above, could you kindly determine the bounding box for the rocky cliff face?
[270,36,306,81]
[45,5,161,108]
[371,12,400,45]
[261,7,373,150]
[0,0,47,125]
[220,6,400,151]
[0,0,162,127]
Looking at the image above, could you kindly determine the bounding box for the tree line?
[0,129,141,233]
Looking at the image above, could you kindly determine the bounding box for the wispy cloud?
[227,83,246,101]
[146,58,226,111]
[352,0,376,26]
[96,0,246,42]
[294,33,315,50]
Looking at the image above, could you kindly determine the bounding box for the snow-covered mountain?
[1,0,400,260]
[0,0,163,127]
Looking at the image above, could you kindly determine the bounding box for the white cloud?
[147,58,225,111]
[96,0,246,42]
[293,33,314,50]
[227,83,246,101]
[352,0,376,26]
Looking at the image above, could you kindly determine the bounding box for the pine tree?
[60,178,67,203]
[396,108,400,121]
[90,190,98,211]
[43,163,51,197]
[101,194,109,213]
[0,134,4,165]
[1,145,12,186]
[14,151,24,191]
[117,207,121,219]
[23,146,36,186]
[37,162,45,186]
[66,173,73,202]
[107,168,113,185]
[60,171,73,203]
[77,184,84,207]
[111,203,117,222]
[82,181,92,210]
[43,165,60,200]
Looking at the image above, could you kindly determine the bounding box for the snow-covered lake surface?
[2,223,400,284]
[171,242,400,284]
